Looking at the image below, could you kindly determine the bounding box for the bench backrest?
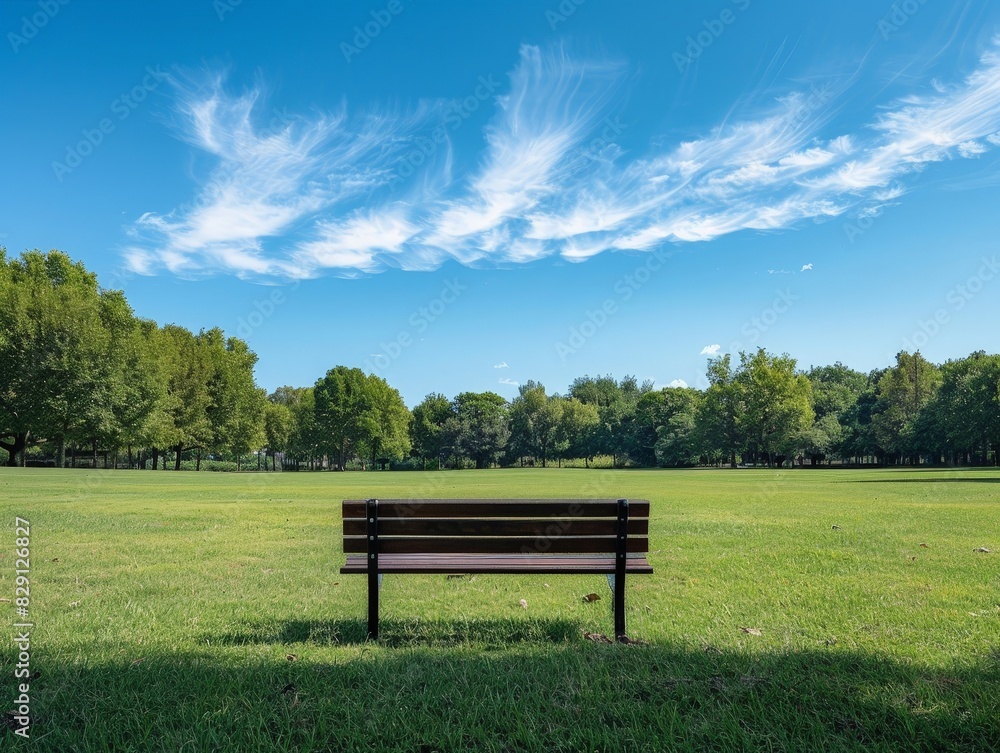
[342,498,650,555]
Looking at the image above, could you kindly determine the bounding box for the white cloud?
[958,140,988,158]
[498,377,519,386]
[126,38,1000,279]
[801,263,813,271]
[668,379,689,388]
[493,361,509,368]
[700,344,721,355]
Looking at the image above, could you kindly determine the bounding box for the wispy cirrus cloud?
[126,37,1000,279]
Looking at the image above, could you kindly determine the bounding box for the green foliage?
[444,391,510,468]
[410,393,454,467]
[313,366,411,469]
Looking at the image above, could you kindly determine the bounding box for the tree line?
[2,249,998,470]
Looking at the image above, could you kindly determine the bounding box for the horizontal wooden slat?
[341,553,653,574]
[344,536,648,555]
[343,518,648,537]
[342,499,650,519]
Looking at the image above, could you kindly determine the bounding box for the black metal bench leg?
[366,498,380,640]
[614,571,626,641]
[615,498,628,642]
[368,569,379,640]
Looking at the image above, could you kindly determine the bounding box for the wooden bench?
[341,498,653,642]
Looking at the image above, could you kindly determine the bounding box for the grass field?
[1,467,999,751]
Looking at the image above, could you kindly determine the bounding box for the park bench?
[341,498,653,642]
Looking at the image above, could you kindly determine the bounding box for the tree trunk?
[0,432,27,467]
[174,444,184,471]
[57,436,66,468]
[127,445,133,469]
[92,439,99,469]
[71,445,77,469]
[151,447,158,470]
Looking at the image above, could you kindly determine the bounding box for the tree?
[872,351,941,464]
[509,381,563,467]
[410,393,453,468]
[445,392,510,469]
[555,397,599,466]
[358,375,411,468]
[263,401,293,471]
[652,388,701,467]
[801,363,867,464]
[0,249,156,467]
[569,374,651,466]
[157,325,214,470]
[918,352,1000,465]
[695,355,743,467]
[314,367,410,470]
[735,349,814,467]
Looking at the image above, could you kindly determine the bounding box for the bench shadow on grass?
[16,643,1000,751]
[208,617,582,647]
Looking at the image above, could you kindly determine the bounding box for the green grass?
[2,467,999,751]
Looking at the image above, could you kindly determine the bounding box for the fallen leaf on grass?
[131,658,145,666]
[333,582,339,586]
[286,654,298,662]
[584,632,613,644]
[919,543,929,548]
[582,593,601,603]
[0,598,10,603]
[740,627,763,636]
[974,547,991,553]
[832,525,842,530]
[519,599,528,609]
[824,638,838,646]
[543,583,550,588]
[69,601,80,607]
[51,558,61,562]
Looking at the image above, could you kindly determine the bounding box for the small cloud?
[987,132,1000,146]
[668,379,688,389]
[768,269,792,275]
[498,377,519,386]
[958,140,987,158]
[801,263,813,271]
[700,344,721,355]
[493,361,509,369]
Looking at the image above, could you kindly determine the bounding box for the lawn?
[1,467,999,751]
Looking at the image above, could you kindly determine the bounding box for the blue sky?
[3,0,1000,405]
